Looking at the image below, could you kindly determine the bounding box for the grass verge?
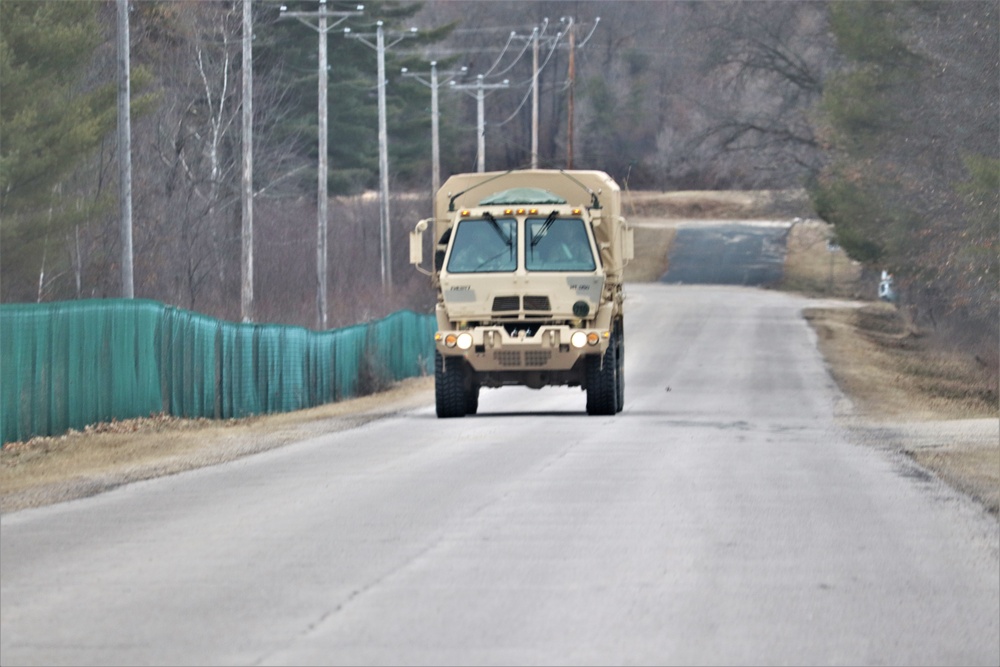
[805,303,998,420]
[1,378,433,513]
[805,303,998,515]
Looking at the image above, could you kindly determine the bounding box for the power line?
[496,24,567,131]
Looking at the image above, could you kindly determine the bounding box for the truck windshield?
[447,217,517,273]
[526,218,596,271]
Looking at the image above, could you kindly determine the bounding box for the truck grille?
[494,351,521,367]
[492,295,552,313]
[525,351,551,367]
[492,296,520,312]
[492,350,551,368]
[523,296,551,311]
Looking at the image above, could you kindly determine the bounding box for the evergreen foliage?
[812,0,998,343]
[1,0,153,301]
[0,2,116,272]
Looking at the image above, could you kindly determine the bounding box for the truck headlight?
[444,333,458,348]
[456,332,473,350]
[571,331,588,348]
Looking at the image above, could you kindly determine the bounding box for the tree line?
[1,1,996,360]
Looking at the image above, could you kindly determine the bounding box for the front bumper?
[436,324,609,372]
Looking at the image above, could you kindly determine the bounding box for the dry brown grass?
[623,189,814,220]
[805,303,998,515]
[805,304,998,421]
[625,224,677,283]
[911,447,999,516]
[781,220,865,299]
[1,378,433,513]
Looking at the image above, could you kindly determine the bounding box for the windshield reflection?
[447,218,518,273]
[526,218,596,271]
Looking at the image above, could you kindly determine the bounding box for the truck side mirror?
[623,222,634,262]
[410,219,429,266]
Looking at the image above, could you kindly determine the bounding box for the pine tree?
[0,1,119,299]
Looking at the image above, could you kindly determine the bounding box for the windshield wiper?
[530,211,559,247]
[483,212,511,246]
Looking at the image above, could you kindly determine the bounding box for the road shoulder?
[1,378,433,513]
[804,305,999,516]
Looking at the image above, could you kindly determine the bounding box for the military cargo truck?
[409,169,633,417]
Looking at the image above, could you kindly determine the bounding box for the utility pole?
[563,17,599,169]
[347,21,417,292]
[401,62,467,198]
[240,0,253,322]
[280,1,363,329]
[566,20,575,169]
[116,0,134,298]
[531,27,539,168]
[452,74,509,173]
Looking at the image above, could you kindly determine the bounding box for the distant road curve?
[662,220,791,286]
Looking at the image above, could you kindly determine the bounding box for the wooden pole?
[116,0,134,298]
[240,0,254,322]
[567,24,575,169]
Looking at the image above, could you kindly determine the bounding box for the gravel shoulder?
[3,190,997,517]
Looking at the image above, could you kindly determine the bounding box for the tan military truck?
[410,169,633,417]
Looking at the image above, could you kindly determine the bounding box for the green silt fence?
[1,300,436,445]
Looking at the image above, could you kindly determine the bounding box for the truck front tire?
[435,352,468,418]
[586,335,619,416]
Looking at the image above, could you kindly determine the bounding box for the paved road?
[662,222,790,286]
[2,284,997,666]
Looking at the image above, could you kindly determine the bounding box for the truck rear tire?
[616,326,625,413]
[586,338,619,416]
[435,352,467,418]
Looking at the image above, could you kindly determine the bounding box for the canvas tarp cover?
[478,188,567,206]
